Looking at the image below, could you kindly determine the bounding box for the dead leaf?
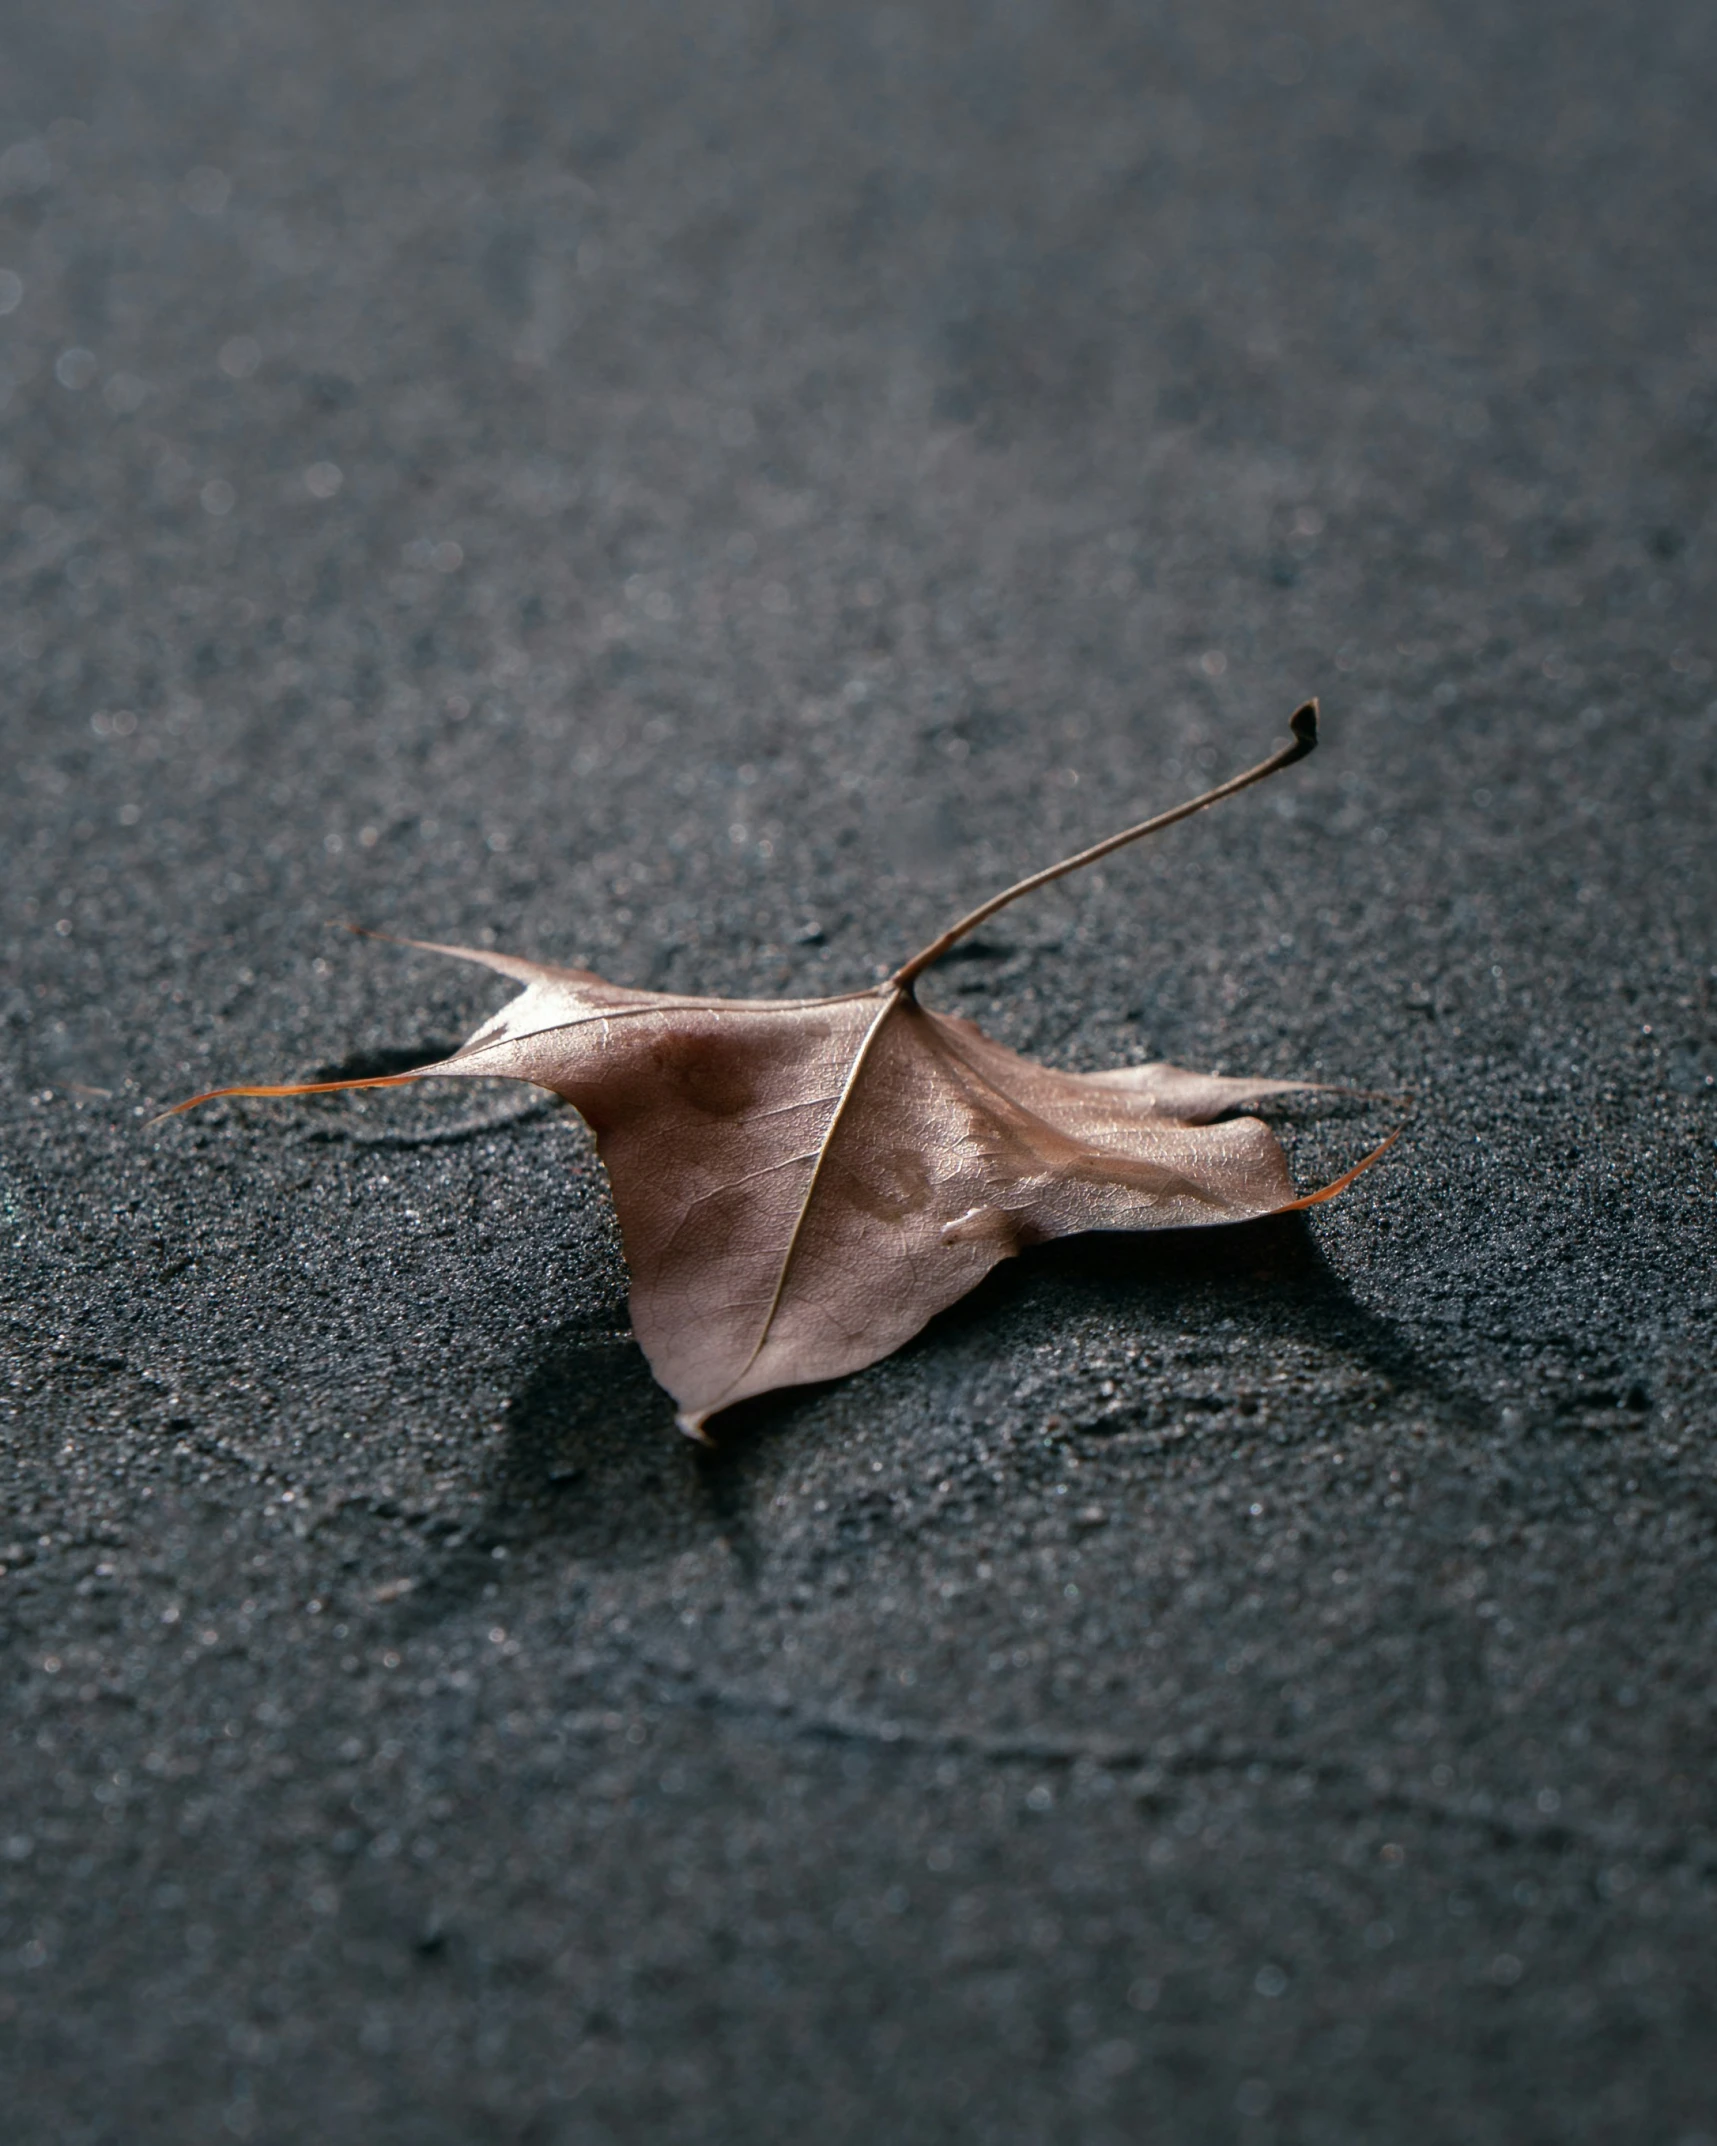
[169,703,1396,1438]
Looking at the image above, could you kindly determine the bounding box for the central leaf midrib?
[710,985,905,1409]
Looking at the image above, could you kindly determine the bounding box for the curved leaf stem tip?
[890,701,1318,990]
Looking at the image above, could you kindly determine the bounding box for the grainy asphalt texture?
[4,4,1716,2141]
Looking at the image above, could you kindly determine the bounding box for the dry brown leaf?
[171,703,1396,1438]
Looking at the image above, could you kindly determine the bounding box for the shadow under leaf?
[915,1210,1486,1432]
[476,1337,722,1563]
[435,1213,1487,1609]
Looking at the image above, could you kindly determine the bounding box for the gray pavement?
[3,3,1716,2140]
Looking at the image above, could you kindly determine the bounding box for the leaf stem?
[888,701,1318,991]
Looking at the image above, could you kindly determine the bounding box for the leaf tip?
[1286,1119,1405,1210]
[1287,699,1318,757]
[675,1411,716,1447]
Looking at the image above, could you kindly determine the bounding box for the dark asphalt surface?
[4,4,1717,2140]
